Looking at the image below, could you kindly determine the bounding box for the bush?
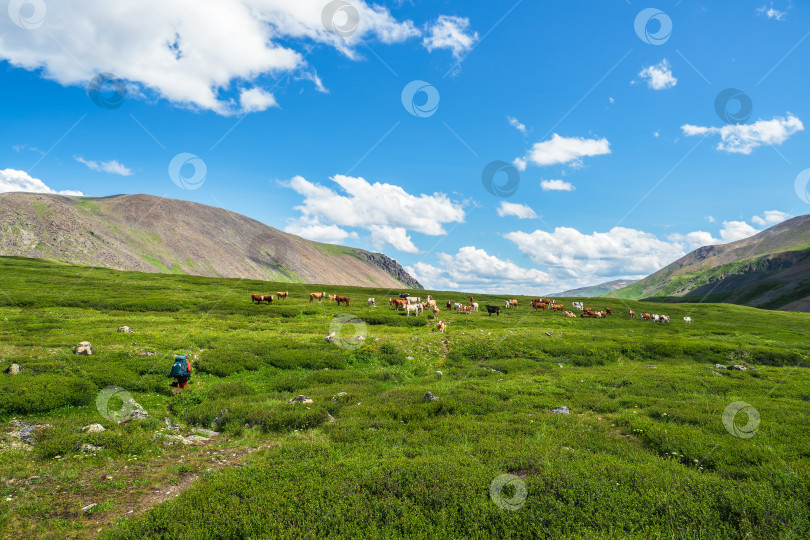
[0,374,96,415]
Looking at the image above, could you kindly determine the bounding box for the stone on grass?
[191,428,219,438]
[423,392,439,402]
[3,363,20,375]
[8,421,52,446]
[182,435,210,445]
[82,424,105,434]
[551,406,570,415]
[715,364,727,370]
[82,503,97,513]
[137,352,156,357]
[729,365,748,371]
[331,392,348,402]
[117,326,134,334]
[325,332,338,343]
[80,443,101,453]
[74,342,93,355]
[288,395,313,404]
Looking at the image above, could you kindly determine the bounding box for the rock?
[8,421,52,446]
[325,332,338,343]
[715,364,727,370]
[551,406,570,415]
[711,371,723,376]
[80,443,101,453]
[434,370,443,376]
[117,326,134,334]
[545,332,552,337]
[73,342,93,355]
[182,435,210,445]
[137,352,156,357]
[82,424,106,434]
[729,365,748,371]
[153,432,185,445]
[191,428,219,438]
[122,408,149,422]
[326,412,336,423]
[331,392,348,402]
[82,503,97,513]
[288,395,313,404]
[423,392,439,402]
[3,363,20,375]
[211,409,230,428]
[406,356,414,360]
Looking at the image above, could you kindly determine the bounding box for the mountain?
[607,214,810,312]
[0,193,422,289]
[549,279,637,297]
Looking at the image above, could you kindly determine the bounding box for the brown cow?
[309,292,326,302]
[335,295,350,307]
[605,307,612,315]
[436,320,446,333]
[564,311,576,318]
[551,304,564,312]
[642,313,651,321]
[541,298,553,305]
[629,310,636,318]
[276,291,288,300]
[390,298,407,311]
[446,300,452,309]
[251,294,273,304]
[510,299,518,308]
[328,294,336,302]
[531,299,547,312]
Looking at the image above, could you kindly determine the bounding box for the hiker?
[169,354,193,390]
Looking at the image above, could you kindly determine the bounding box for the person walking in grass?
[169,354,193,391]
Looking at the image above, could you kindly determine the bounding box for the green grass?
[0,256,807,539]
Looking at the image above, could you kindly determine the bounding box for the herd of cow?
[250,291,693,325]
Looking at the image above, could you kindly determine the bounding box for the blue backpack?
[169,355,191,377]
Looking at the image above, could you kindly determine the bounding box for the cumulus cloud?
[285,220,359,244]
[282,174,465,251]
[422,15,478,60]
[0,0,422,115]
[752,210,792,226]
[75,156,133,176]
[719,220,759,242]
[757,4,787,20]
[540,179,575,192]
[507,116,528,135]
[639,59,677,90]
[497,201,537,219]
[0,168,83,196]
[238,88,278,113]
[667,231,718,251]
[681,115,803,154]
[519,134,611,167]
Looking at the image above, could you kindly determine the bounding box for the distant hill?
[549,279,637,297]
[0,193,422,289]
[607,215,810,312]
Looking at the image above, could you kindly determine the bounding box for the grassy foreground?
[0,256,808,539]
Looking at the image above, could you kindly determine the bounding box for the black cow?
[399,293,410,299]
[485,305,500,316]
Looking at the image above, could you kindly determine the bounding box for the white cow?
[453,302,463,310]
[504,300,511,309]
[405,303,421,316]
[368,298,376,307]
[472,302,479,312]
[407,297,422,305]
[652,314,660,322]
[572,301,584,311]
[684,316,692,324]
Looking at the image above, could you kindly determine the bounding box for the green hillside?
[0,256,807,539]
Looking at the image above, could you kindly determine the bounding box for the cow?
[572,301,584,311]
[436,320,446,333]
[469,295,475,305]
[564,311,576,318]
[453,302,463,310]
[368,298,376,307]
[427,299,437,308]
[652,314,660,322]
[251,294,272,304]
[404,303,421,316]
[407,297,422,305]
[629,310,636,318]
[335,295,350,307]
[642,313,651,321]
[399,293,410,299]
[458,305,472,315]
[432,306,440,318]
[446,300,452,309]
[504,300,511,309]
[328,294,336,302]
[390,298,407,311]
[541,298,553,305]
[276,291,288,300]
[531,299,547,312]
[683,316,692,324]
[552,303,564,311]
[309,292,326,302]
[660,315,670,323]
[485,305,500,316]
[471,302,479,312]
[605,307,612,316]
[510,299,518,308]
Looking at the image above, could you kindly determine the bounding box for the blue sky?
[1,1,808,294]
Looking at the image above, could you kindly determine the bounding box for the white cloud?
[422,15,478,60]
[497,201,537,219]
[282,174,465,252]
[681,114,803,154]
[285,220,358,245]
[653,130,660,138]
[540,179,575,192]
[609,96,615,104]
[757,4,787,20]
[639,59,677,90]
[667,231,718,251]
[0,1,420,115]
[719,220,759,242]
[513,157,527,172]
[507,116,527,135]
[706,215,715,223]
[238,87,278,113]
[751,209,792,226]
[75,156,133,176]
[519,134,610,167]
[0,168,83,196]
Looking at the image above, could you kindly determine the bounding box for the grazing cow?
[485,304,500,316]
[368,298,376,307]
[405,303,420,316]
[652,314,660,322]
[472,302,479,312]
[309,292,326,302]
[436,320,446,333]
[660,315,670,323]
[469,296,475,305]
[531,299,547,312]
[683,316,692,324]
[605,307,612,316]
[399,293,410,299]
[427,299,437,308]
[541,298,553,305]
[463,306,472,315]
[564,311,576,318]
[572,301,584,311]
[390,298,407,311]
[432,306,440,318]
[335,295,350,307]
[453,302,463,310]
[407,297,422,305]
[328,294,336,302]
[446,300,452,309]
[629,310,636,318]
[551,304,564,312]
[504,300,510,309]
[251,294,273,304]
[510,299,518,308]
[580,312,589,318]
[276,291,288,300]
[642,313,651,321]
